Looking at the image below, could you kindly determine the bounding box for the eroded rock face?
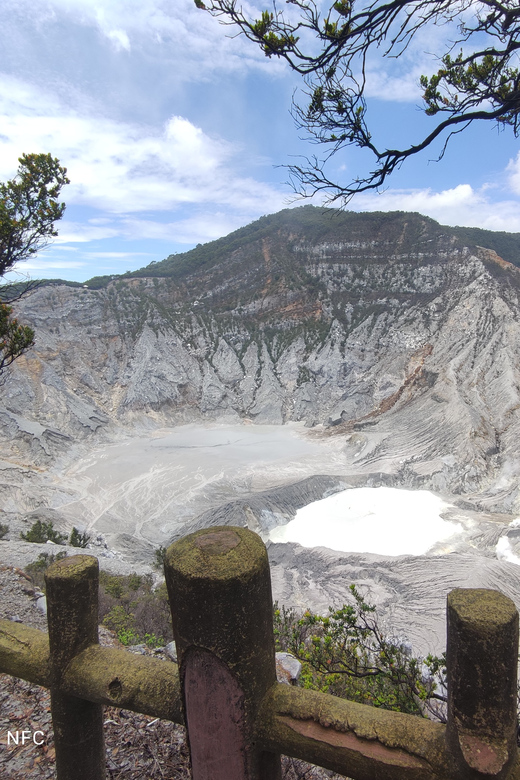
[2,209,520,513]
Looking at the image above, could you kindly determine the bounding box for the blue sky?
[1,0,519,283]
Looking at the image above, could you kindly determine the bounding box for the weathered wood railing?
[1,525,519,780]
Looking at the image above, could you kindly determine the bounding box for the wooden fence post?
[164,526,282,780]
[447,588,518,779]
[45,554,106,780]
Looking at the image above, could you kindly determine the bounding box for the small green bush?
[25,551,68,590]
[103,604,137,645]
[273,585,447,721]
[117,627,141,646]
[128,573,142,591]
[154,545,167,570]
[21,520,66,544]
[98,572,172,647]
[69,527,91,548]
[143,632,165,648]
[0,523,9,540]
[104,577,125,599]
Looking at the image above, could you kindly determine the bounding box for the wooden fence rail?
[0,525,519,780]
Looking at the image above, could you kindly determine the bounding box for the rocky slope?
[2,207,520,513]
[3,206,520,660]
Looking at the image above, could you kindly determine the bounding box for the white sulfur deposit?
[269,486,463,556]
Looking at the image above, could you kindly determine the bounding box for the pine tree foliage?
[0,153,69,375]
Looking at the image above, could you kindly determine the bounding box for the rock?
[164,641,177,663]
[276,652,302,685]
[127,644,147,655]
[2,212,520,510]
[35,596,47,615]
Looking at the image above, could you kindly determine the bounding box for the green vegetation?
[21,520,66,545]
[0,153,69,375]
[67,206,520,297]
[297,365,313,386]
[133,208,520,278]
[25,551,68,590]
[113,206,339,281]
[0,303,35,375]
[154,545,167,570]
[69,527,91,548]
[0,523,9,540]
[450,226,520,268]
[98,571,172,648]
[274,585,447,720]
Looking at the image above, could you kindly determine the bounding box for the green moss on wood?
[165,526,268,583]
[0,619,51,686]
[63,645,184,724]
[448,588,517,635]
[46,554,99,583]
[257,683,451,779]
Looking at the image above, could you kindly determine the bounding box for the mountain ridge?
[39,206,520,290]
[2,206,520,515]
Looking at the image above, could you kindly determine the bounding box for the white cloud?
[105,28,131,52]
[54,221,121,243]
[83,251,152,259]
[6,0,280,82]
[52,211,279,248]
[0,77,287,215]
[364,69,423,102]
[507,152,520,196]
[119,212,261,245]
[353,183,520,231]
[18,259,87,270]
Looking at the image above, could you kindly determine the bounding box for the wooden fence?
[1,525,519,780]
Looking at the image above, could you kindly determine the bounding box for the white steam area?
[269,487,463,556]
[495,520,520,566]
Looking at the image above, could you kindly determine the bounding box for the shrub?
[25,551,68,590]
[0,523,9,540]
[103,605,139,645]
[102,575,125,599]
[21,520,66,544]
[130,584,171,643]
[142,632,165,648]
[128,573,142,591]
[274,584,447,721]
[98,572,172,647]
[69,527,91,548]
[154,545,167,570]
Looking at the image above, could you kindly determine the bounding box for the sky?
[1,0,519,283]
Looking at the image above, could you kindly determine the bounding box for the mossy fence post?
[447,588,519,779]
[45,554,106,780]
[164,526,282,780]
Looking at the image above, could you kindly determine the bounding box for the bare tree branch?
[196,0,520,203]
